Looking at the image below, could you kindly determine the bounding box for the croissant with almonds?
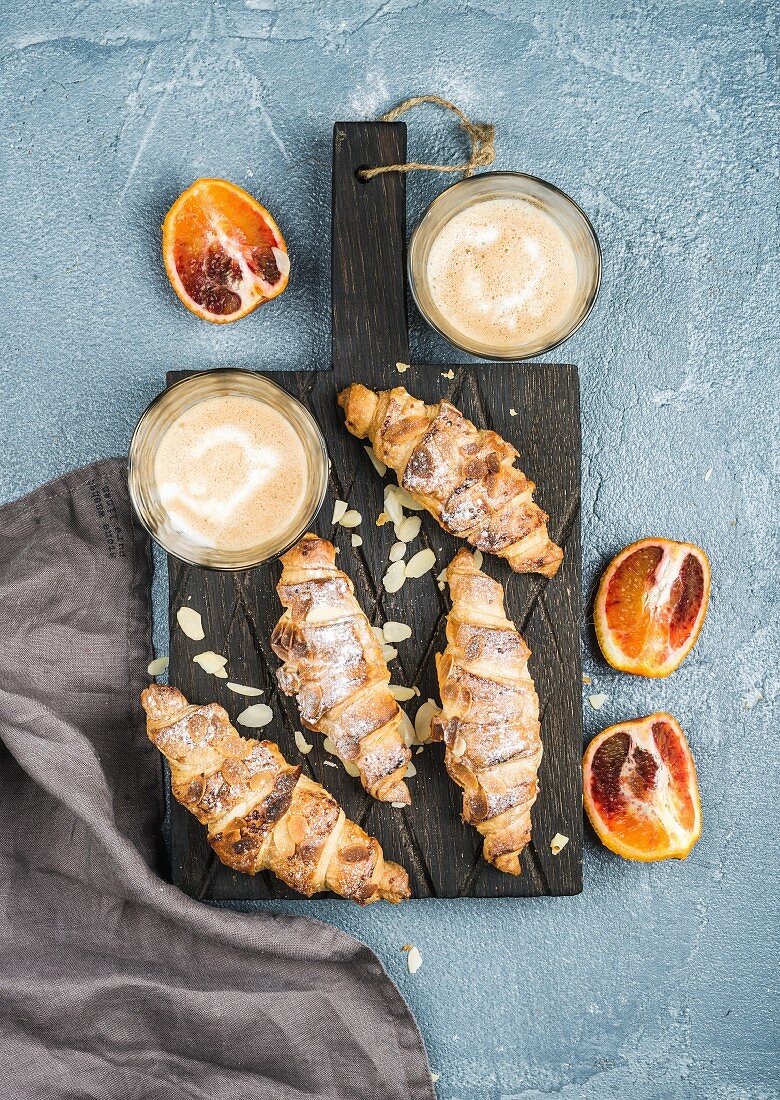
[338,383,562,577]
[271,533,412,804]
[141,684,410,903]
[432,550,543,874]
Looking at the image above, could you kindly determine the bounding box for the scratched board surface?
[165,122,582,899]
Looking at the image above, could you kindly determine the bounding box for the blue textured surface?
[1,2,777,1097]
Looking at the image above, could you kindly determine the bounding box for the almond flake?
[227,682,264,696]
[510,407,518,417]
[323,760,338,768]
[551,832,569,855]
[398,709,416,747]
[404,761,417,778]
[193,650,228,675]
[237,703,274,729]
[383,560,407,593]
[372,625,387,642]
[393,486,425,511]
[397,515,422,544]
[213,667,228,679]
[441,369,455,379]
[389,541,406,562]
[381,643,398,662]
[383,621,412,642]
[589,693,608,710]
[415,699,440,744]
[472,549,483,570]
[147,656,169,676]
[331,499,348,524]
[295,730,313,754]
[416,745,424,755]
[437,581,445,592]
[339,509,362,528]
[406,945,423,974]
[391,801,407,808]
[389,684,417,701]
[452,734,467,759]
[436,568,447,584]
[322,737,337,755]
[405,548,436,578]
[364,445,388,476]
[343,760,361,777]
[176,606,205,641]
[351,534,363,547]
[383,486,404,526]
[704,467,713,482]
[396,361,410,373]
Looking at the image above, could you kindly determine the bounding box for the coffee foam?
[426,197,578,350]
[154,395,308,552]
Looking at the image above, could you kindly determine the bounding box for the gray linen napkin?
[0,459,433,1100]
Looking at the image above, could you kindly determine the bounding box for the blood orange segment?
[594,538,710,677]
[162,178,289,323]
[583,713,701,861]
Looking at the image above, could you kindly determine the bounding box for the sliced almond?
[383,486,404,526]
[510,407,518,417]
[472,549,483,570]
[405,548,436,578]
[383,621,412,643]
[588,693,608,710]
[237,703,274,728]
[398,709,416,747]
[389,541,406,562]
[331,499,348,524]
[415,699,440,744]
[381,643,398,662]
[339,509,362,528]
[227,682,264,697]
[322,736,337,755]
[294,730,313,754]
[213,667,228,679]
[396,515,422,544]
[351,534,363,547]
[551,832,569,855]
[343,760,361,778]
[436,568,447,584]
[383,560,406,593]
[704,467,713,482]
[323,760,338,768]
[193,650,228,675]
[389,684,417,701]
[176,606,205,641]
[451,734,467,759]
[416,745,424,755]
[147,656,169,676]
[406,945,423,974]
[393,486,425,512]
[364,446,388,476]
[287,813,307,845]
[372,625,387,643]
[391,801,407,809]
[441,369,455,379]
[404,761,417,778]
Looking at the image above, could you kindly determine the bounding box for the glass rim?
[408,170,602,361]
[128,368,329,571]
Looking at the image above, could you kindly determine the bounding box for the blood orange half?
[594,538,710,677]
[162,178,289,323]
[583,713,702,861]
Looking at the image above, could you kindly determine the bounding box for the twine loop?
[357,95,496,182]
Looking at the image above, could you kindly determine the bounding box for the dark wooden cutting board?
[165,122,583,899]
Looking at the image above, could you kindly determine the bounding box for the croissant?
[432,550,543,874]
[338,383,562,577]
[141,684,410,904]
[271,533,412,804]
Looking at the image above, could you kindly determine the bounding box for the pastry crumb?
[582,674,592,685]
[440,369,455,379]
[588,693,608,710]
[551,832,569,855]
[704,467,713,481]
[396,361,410,373]
[509,408,518,416]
